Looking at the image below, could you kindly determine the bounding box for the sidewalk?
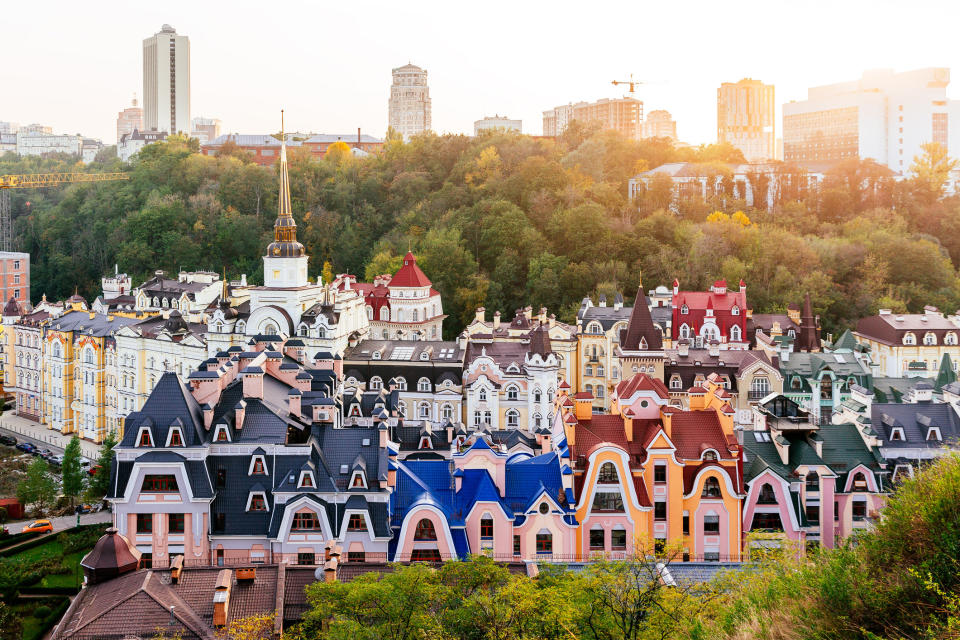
[0,414,102,459]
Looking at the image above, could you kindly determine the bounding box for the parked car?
[22,519,53,534]
[79,457,92,468]
[88,464,102,476]
[49,454,65,466]
[15,442,36,454]
[37,448,53,459]
[0,435,15,446]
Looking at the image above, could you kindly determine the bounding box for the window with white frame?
[506,409,519,427]
[418,377,431,392]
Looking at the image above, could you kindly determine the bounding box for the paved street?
[5,510,112,534]
[0,413,102,459]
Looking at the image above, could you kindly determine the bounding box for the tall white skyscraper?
[143,24,190,135]
[389,63,431,140]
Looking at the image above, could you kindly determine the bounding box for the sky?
[4,0,960,145]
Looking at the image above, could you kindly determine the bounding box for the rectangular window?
[682,514,689,535]
[806,504,820,524]
[140,552,153,569]
[654,465,666,484]
[536,533,553,554]
[293,512,320,530]
[252,458,265,474]
[834,501,840,521]
[347,514,365,531]
[297,552,315,565]
[703,551,720,562]
[410,549,442,562]
[141,474,178,492]
[654,539,666,556]
[592,491,624,512]
[513,535,521,555]
[852,500,867,521]
[703,514,720,534]
[215,513,226,531]
[589,528,605,550]
[13,275,19,284]
[750,512,783,531]
[216,469,227,489]
[347,551,365,563]
[249,494,267,511]
[168,513,185,534]
[611,528,627,550]
[136,513,153,533]
[480,519,494,539]
[654,501,667,521]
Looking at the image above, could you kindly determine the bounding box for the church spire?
[266,110,306,259]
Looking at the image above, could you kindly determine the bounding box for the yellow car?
[22,519,53,534]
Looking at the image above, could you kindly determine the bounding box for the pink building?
[0,252,29,305]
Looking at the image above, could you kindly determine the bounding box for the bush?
[32,606,50,619]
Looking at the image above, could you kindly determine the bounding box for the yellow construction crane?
[0,172,129,251]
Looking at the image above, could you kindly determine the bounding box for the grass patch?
[14,539,83,589]
[12,596,70,640]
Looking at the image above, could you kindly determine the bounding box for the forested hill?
[3,125,959,339]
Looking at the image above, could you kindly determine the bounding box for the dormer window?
[369,376,383,391]
[890,427,905,442]
[681,304,689,315]
[393,377,407,391]
[670,375,683,390]
[350,470,367,489]
[419,351,429,361]
[639,337,648,349]
[927,427,942,442]
[348,403,362,417]
[372,351,381,360]
[249,455,267,475]
[213,423,230,442]
[165,427,184,447]
[588,322,602,334]
[419,435,433,450]
[702,477,722,498]
[137,426,154,447]
[347,513,366,532]
[298,470,315,489]
[851,472,868,490]
[418,377,431,392]
[903,333,916,346]
[731,305,739,315]
[702,450,718,462]
[924,333,937,346]
[730,325,742,342]
[247,492,268,512]
[946,332,958,346]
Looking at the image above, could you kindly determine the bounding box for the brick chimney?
[213,569,232,626]
[288,389,301,417]
[202,404,214,430]
[493,311,501,331]
[574,394,593,421]
[234,400,246,430]
[242,367,264,399]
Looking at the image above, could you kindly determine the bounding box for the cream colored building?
[854,307,960,379]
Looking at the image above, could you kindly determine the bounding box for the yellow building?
[855,307,960,378]
[559,373,744,561]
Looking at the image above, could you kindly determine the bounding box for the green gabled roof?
[742,439,792,481]
[818,423,883,482]
[831,329,859,351]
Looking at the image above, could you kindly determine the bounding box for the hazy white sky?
[4,0,960,145]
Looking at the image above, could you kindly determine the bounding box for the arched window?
[366,306,373,320]
[298,325,308,337]
[946,332,958,346]
[731,305,740,315]
[412,309,418,322]
[670,375,682,390]
[506,385,519,401]
[441,404,453,420]
[505,409,519,427]
[791,376,802,390]
[161,297,169,308]
[479,388,487,402]
[757,483,777,504]
[681,304,689,314]
[394,377,407,391]
[679,324,690,339]
[414,518,437,541]
[730,325,742,342]
[84,347,95,365]
[851,472,867,490]
[750,377,770,398]
[533,388,542,403]
[597,365,605,377]
[598,462,618,484]
[369,376,383,391]
[418,377,431,392]
[397,401,406,417]
[588,322,602,334]
[702,477,722,498]
[380,307,389,321]
[820,376,832,400]
[805,471,819,491]
[152,297,159,307]
[924,333,937,346]
[903,333,916,345]
[480,516,493,540]
[418,403,430,419]
[701,324,720,341]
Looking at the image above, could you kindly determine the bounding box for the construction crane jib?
[0,172,129,252]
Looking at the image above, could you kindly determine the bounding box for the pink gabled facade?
[672,278,749,349]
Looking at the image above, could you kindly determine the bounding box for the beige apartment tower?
[717,78,775,161]
[543,97,643,140]
[116,96,143,144]
[143,24,190,135]
[389,64,431,140]
[642,109,677,141]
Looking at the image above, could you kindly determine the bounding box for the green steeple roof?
[936,353,957,390]
[831,329,858,351]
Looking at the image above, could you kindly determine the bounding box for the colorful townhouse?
[462,325,560,432]
[742,394,887,554]
[672,279,749,350]
[854,306,960,378]
[389,434,577,561]
[779,337,872,425]
[556,372,745,562]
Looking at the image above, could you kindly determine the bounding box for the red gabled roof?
[574,391,594,400]
[668,410,736,460]
[615,373,670,400]
[390,252,432,288]
[682,461,743,495]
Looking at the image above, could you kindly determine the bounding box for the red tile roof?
[682,461,743,495]
[390,252,432,288]
[668,410,736,460]
[574,391,594,400]
[615,373,670,400]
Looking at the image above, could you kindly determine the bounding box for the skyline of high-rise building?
[642,109,677,141]
[116,96,143,144]
[143,24,190,135]
[388,63,431,140]
[717,78,775,161]
[783,67,960,173]
[190,116,221,145]
[542,97,643,140]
